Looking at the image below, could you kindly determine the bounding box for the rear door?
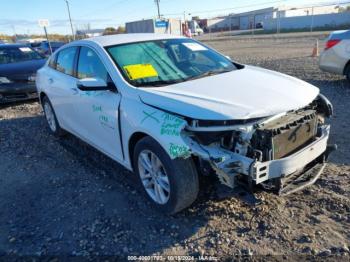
[44,46,79,131]
[72,46,123,161]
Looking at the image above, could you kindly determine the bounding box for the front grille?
[251,109,318,161]
[4,93,28,99]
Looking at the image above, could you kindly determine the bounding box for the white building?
[279,5,340,17]
[211,4,342,30]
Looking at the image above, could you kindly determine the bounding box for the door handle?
[48,78,54,84]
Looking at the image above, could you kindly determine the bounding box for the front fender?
[121,98,191,170]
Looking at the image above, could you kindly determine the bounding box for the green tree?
[103,27,117,35]
[116,26,125,34]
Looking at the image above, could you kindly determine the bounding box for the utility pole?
[11,25,17,42]
[43,26,53,55]
[310,6,314,32]
[64,0,75,40]
[155,0,161,19]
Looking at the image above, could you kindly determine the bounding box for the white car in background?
[36,34,334,214]
[319,30,350,82]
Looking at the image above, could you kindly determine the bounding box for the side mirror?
[77,77,115,91]
[225,55,232,60]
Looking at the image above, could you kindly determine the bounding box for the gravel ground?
[0,32,349,260]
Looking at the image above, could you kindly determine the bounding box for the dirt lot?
[0,32,349,260]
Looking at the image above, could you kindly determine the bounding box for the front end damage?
[181,94,336,195]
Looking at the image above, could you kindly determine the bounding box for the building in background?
[126,18,182,35]
[279,5,340,17]
[196,4,349,32]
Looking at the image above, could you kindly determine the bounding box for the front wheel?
[133,136,199,214]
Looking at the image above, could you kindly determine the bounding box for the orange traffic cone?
[311,40,319,57]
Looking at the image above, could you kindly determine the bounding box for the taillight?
[325,39,341,50]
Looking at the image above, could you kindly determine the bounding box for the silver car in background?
[319,30,350,82]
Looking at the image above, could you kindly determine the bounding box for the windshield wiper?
[186,69,233,81]
[135,79,184,87]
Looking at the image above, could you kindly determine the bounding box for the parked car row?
[0,44,46,103]
[0,40,66,104]
[29,41,66,57]
[1,30,348,105]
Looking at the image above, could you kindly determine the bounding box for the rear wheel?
[42,96,66,137]
[346,64,350,82]
[133,136,199,214]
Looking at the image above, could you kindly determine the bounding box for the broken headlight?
[315,93,333,118]
[189,130,240,150]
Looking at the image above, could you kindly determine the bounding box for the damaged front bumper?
[184,125,333,194]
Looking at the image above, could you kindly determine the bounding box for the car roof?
[80,33,186,47]
[0,43,29,49]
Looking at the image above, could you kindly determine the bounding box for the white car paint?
[319,30,350,75]
[139,65,319,120]
[36,33,331,191]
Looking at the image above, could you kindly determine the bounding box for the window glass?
[0,46,44,64]
[106,39,236,87]
[48,54,57,69]
[77,47,108,82]
[56,47,77,76]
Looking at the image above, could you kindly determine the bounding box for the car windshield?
[106,38,236,87]
[0,46,44,64]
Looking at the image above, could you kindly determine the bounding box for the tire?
[42,96,66,137]
[346,64,350,82]
[133,136,199,214]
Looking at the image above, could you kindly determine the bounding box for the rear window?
[56,47,78,76]
[0,46,44,64]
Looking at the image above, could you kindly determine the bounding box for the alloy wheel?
[138,150,170,205]
[44,102,57,132]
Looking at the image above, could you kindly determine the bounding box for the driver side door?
[72,46,123,162]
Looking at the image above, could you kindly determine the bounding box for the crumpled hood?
[137,65,319,120]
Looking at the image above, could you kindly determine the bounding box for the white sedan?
[36,34,334,214]
[319,30,350,81]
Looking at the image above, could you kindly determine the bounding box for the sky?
[0,0,344,35]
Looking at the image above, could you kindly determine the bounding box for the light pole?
[64,0,75,40]
[310,6,314,32]
[155,0,161,19]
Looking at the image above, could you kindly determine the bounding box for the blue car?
[0,44,46,103]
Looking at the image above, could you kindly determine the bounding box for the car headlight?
[0,77,12,84]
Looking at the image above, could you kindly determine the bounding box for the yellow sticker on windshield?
[123,64,158,80]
